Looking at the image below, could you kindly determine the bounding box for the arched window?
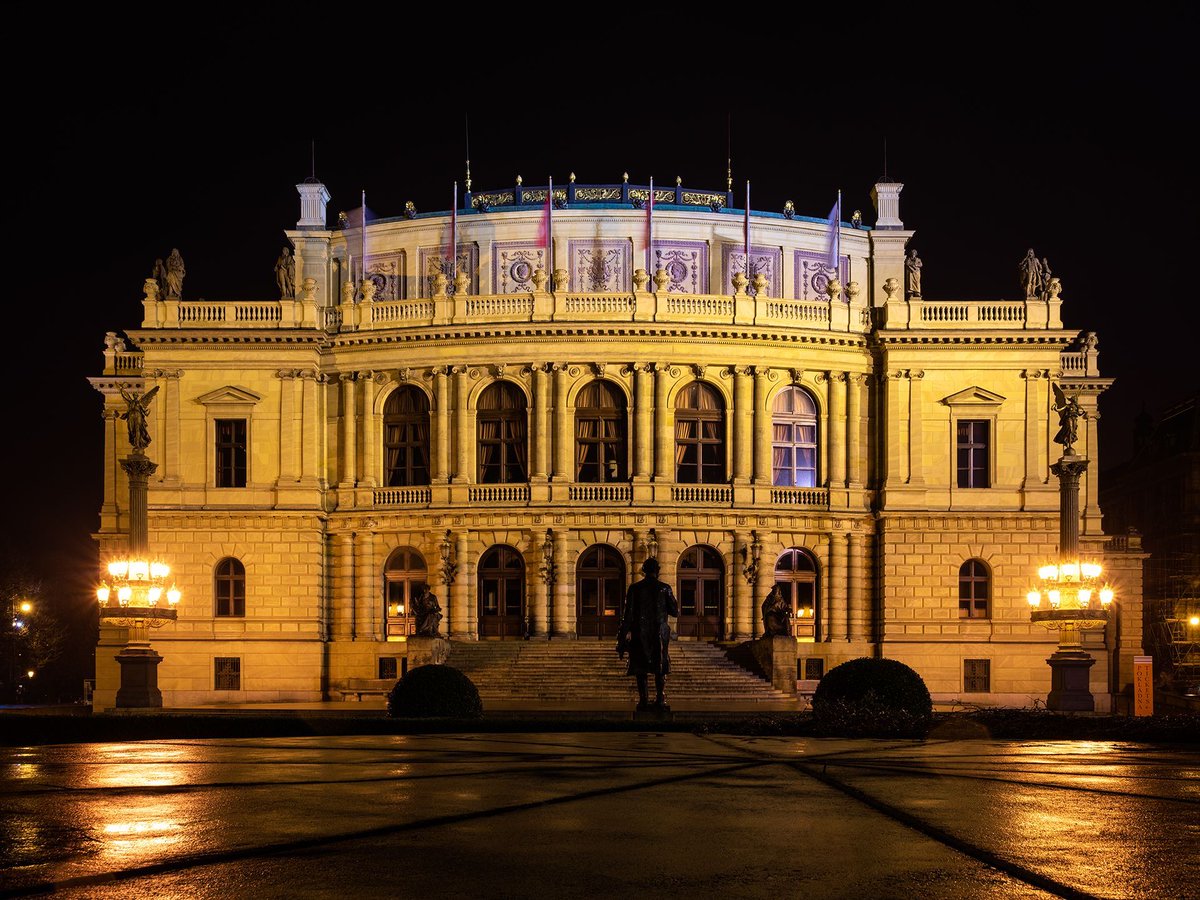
[677,545,724,638]
[214,558,245,617]
[384,547,427,639]
[575,381,627,483]
[959,559,990,618]
[675,382,725,484]
[576,544,625,638]
[775,548,819,640]
[478,382,528,484]
[772,387,818,487]
[383,387,430,487]
[478,545,526,638]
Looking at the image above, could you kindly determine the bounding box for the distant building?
[88,175,1145,709]
[1101,394,1200,689]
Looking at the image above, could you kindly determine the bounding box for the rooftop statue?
[165,248,186,300]
[275,247,296,300]
[1019,249,1043,300]
[905,248,922,298]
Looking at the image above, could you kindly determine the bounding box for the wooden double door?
[478,546,525,638]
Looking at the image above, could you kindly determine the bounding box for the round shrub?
[386,664,483,719]
[811,657,932,738]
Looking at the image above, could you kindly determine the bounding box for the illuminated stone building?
[88,175,1145,709]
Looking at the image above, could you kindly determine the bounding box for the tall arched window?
[775,548,818,640]
[675,382,725,484]
[478,545,526,638]
[772,387,818,487]
[575,381,627,482]
[576,544,625,638]
[959,559,990,618]
[214,557,245,617]
[384,547,427,639]
[478,382,528,484]
[677,545,724,638]
[383,386,431,486]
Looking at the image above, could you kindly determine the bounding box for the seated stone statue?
[761,585,793,637]
[411,587,444,638]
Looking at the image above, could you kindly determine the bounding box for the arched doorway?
[775,548,818,641]
[576,545,625,638]
[676,545,724,638]
[384,547,427,640]
[478,545,526,638]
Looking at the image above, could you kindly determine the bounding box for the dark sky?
[4,8,1195,691]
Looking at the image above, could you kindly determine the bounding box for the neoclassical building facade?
[89,176,1145,708]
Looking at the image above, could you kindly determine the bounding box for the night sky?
[5,8,1194,695]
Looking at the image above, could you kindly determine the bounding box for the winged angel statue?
[1051,383,1086,456]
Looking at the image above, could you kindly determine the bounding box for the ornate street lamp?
[1026,385,1111,711]
[96,385,181,708]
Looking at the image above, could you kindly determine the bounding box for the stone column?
[634,364,653,479]
[356,529,376,640]
[829,372,847,487]
[819,537,833,641]
[908,370,924,484]
[453,366,470,482]
[553,529,571,637]
[829,533,848,640]
[101,408,119,530]
[532,364,549,479]
[848,374,863,487]
[278,370,298,483]
[1082,402,1103,535]
[848,531,864,641]
[753,368,771,484]
[161,370,182,483]
[884,371,905,487]
[339,373,357,488]
[333,532,355,641]
[300,372,320,484]
[753,550,769,640]
[552,364,571,482]
[733,531,751,639]
[450,532,469,638]
[733,368,753,483]
[653,362,672,481]
[531,531,550,638]
[360,372,378,489]
[434,367,450,482]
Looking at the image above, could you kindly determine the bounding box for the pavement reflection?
[1,735,1195,899]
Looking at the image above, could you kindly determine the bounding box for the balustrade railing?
[1060,351,1086,375]
[374,487,432,506]
[563,294,636,316]
[663,295,734,319]
[568,483,632,503]
[114,352,143,374]
[918,301,1026,325]
[769,487,830,507]
[465,295,533,319]
[761,299,831,324]
[671,485,732,504]
[468,484,530,503]
[372,300,434,324]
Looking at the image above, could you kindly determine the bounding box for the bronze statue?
[617,558,679,709]
[411,587,443,638]
[118,384,159,453]
[1051,382,1086,456]
[761,584,793,637]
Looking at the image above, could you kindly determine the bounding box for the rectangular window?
[804,658,825,680]
[964,659,991,693]
[378,657,398,680]
[214,657,241,691]
[956,420,990,488]
[215,419,248,487]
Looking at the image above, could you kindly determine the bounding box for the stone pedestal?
[751,635,798,695]
[1046,650,1097,712]
[114,645,164,708]
[633,704,673,722]
[407,636,451,669]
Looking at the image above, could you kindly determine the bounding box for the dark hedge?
[386,664,483,719]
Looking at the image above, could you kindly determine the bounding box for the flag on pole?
[451,182,458,285]
[744,181,751,278]
[646,176,654,273]
[825,190,842,273]
[537,176,553,273]
[343,194,375,287]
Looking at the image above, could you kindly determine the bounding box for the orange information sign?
[1133,655,1154,717]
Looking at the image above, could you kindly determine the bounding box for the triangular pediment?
[194,385,263,405]
[941,386,1006,407]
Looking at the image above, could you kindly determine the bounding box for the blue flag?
[825,191,841,272]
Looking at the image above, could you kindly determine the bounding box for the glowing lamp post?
[1027,388,1110,711]
[97,385,180,708]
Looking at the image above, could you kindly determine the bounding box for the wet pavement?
[1,735,1196,898]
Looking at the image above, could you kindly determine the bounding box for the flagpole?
[361,189,367,289]
[836,188,842,279]
[647,176,654,274]
[744,180,750,279]
[548,175,554,274]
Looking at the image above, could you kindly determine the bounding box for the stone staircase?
[445,639,795,706]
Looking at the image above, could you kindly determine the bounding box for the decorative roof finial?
[569,172,576,183]
[676,175,682,186]
[465,158,471,192]
[623,172,629,183]
[516,174,522,186]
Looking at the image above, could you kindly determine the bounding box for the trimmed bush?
[812,657,932,738]
[386,664,483,719]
